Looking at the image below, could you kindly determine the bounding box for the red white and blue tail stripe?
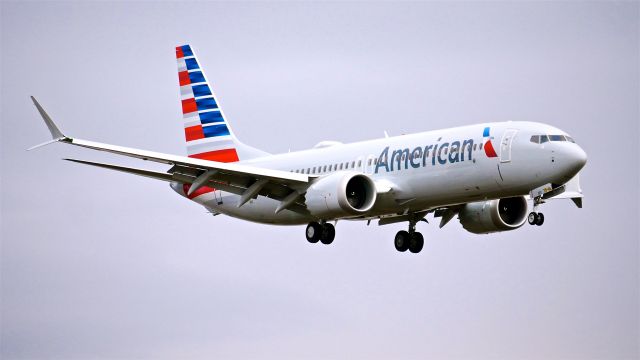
[176,44,239,163]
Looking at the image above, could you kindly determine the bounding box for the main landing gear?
[306,221,335,245]
[394,220,424,254]
[528,196,545,226]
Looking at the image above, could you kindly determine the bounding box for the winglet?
[29,96,67,149]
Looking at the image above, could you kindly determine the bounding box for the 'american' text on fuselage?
[375,138,476,173]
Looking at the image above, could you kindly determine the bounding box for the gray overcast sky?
[1,1,638,359]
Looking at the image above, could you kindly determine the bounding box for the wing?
[30,97,311,213]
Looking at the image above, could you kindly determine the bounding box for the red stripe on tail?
[178,71,191,86]
[184,125,205,141]
[181,98,197,114]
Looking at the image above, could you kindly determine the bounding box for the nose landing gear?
[528,196,545,226]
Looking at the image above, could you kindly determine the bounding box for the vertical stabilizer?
[176,44,267,162]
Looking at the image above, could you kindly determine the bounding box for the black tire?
[306,222,322,243]
[320,223,335,245]
[394,231,410,252]
[409,232,424,254]
[536,213,545,226]
[528,212,538,225]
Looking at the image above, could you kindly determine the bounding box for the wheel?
[409,232,424,253]
[528,212,538,225]
[320,223,335,245]
[306,222,322,243]
[535,213,544,226]
[394,231,410,252]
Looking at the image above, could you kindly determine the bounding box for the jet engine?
[459,196,528,234]
[305,172,377,219]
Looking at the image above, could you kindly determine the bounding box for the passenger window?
[540,135,549,143]
[473,144,477,151]
[323,165,327,172]
[479,142,483,150]
[530,135,540,144]
[357,160,362,167]
[339,164,343,170]
[351,161,355,168]
[374,158,378,165]
[368,159,372,166]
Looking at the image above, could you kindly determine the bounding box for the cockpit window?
[531,134,574,144]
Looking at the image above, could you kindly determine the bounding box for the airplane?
[30,44,587,254]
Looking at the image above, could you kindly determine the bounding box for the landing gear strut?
[395,218,424,254]
[306,221,335,245]
[528,196,545,226]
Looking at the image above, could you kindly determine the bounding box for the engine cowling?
[459,196,528,234]
[305,172,377,219]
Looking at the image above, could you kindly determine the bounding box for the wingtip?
[27,138,61,151]
[30,96,67,140]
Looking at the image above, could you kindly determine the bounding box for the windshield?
[530,134,575,144]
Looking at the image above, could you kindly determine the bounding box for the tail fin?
[176,44,267,162]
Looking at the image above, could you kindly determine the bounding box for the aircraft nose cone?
[557,144,587,179]
[573,146,588,170]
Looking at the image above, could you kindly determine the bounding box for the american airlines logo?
[374,127,497,173]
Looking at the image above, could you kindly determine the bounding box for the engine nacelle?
[459,196,528,234]
[305,172,377,219]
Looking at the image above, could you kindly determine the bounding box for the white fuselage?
[173,121,587,225]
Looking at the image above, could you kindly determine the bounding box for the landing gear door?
[500,129,518,163]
